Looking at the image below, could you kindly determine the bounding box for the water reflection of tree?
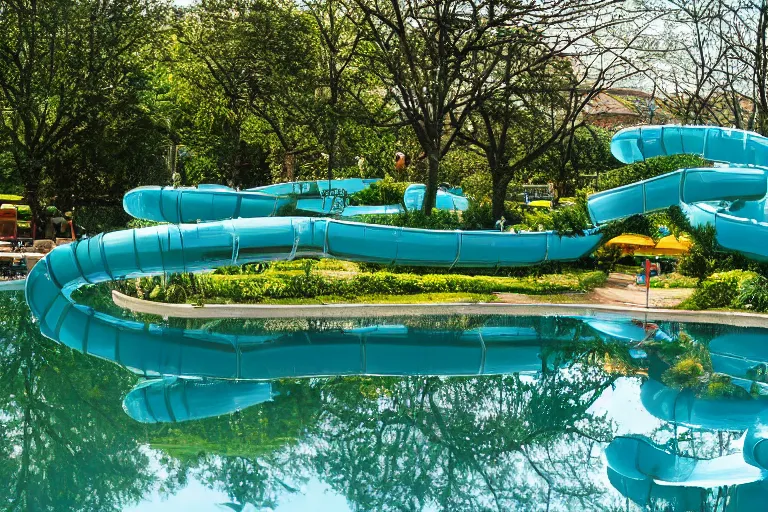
[0,292,154,511]
[147,380,324,508]
[0,289,634,510]
[311,367,618,512]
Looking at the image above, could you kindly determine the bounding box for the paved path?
[112,289,768,327]
[496,273,694,308]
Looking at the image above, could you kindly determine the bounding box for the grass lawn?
[208,292,502,305]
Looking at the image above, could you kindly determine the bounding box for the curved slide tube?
[123,180,469,223]
[640,378,768,431]
[24,217,602,339]
[26,307,586,380]
[709,329,768,386]
[605,436,768,487]
[123,185,294,223]
[611,125,768,166]
[588,125,768,261]
[123,377,273,423]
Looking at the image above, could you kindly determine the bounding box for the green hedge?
[348,177,411,206]
[135,270,607,304]
[735,275,768,312]
[650,273,698,289]
[679,270,758,310]
[598,155,707,191]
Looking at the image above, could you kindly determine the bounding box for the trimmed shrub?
[734,275,768,312]
[597,154,707,191]
[133,269,607,303]
[681,270,758,310]
[348,177,411,206]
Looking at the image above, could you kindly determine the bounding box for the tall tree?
[178,0,320,184]
[718,0,768,134]
[0,292,156,511]
[301,0,366,181]
[452,2,641,217]
[0,0,168,219]
[352,0,639,214]
[641,0,733,126]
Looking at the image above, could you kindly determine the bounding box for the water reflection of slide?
[107,316,651,423]
[592,125,768,261]
[607,467,768,512]
[44,313,654,380]
[604,325,768,506]
[123,377,274,423]
[607,372,768,508]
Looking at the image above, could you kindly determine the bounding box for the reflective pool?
[3,289,768,511]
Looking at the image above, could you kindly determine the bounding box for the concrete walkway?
[112,290,768,328]
[496,273,694,308]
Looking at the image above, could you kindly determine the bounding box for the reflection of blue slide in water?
[123,377,273,423]
[591,125,768,261]
[640,378,768,431]
[608,466,768,512]
[114,318,657,423]
[709,329,768,385]
[607,467,707,511]
[606,435,768,487]
[36,313,580,380]
[606,377,768,495]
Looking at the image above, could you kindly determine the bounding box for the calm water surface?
[2,289,768,511]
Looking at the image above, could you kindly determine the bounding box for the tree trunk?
[23,159,44,238]
[327,124,337,183]
[423,152,440,214]
[491,171,511,221]
[282,152,296,181]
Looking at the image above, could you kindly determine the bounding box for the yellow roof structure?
[653,235,692,256]
[605,234,656,248]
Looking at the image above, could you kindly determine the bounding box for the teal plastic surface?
[123,377,273,423]
[31,124,768,340]
[591,125,768,261]
[123,178,470,223]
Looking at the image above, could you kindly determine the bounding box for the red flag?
[645,259,651,290]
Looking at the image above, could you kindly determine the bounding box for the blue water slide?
[123,377,273,423]
[123,185,294,223]
[124,179,470,222]
[588,125,768,261]
[587,167,768,224]
[248,178,381,196]
[298,184,468,216]
[610,125,768,166]
[24,217,602,337]
[403,184,470,212]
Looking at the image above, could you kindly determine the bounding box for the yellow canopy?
[653,235,692,256]
[605,234,656,248]
[528,200,551,208]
